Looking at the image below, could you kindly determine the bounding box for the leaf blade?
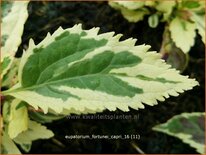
[8,99,28,139]
[153,112,205,154]
[13,120,54,147]
[4,24,198,114]
[2,131,21,154]
[169,17,196,53]
[1,1,29,78]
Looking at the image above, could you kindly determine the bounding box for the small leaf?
[2,131,21,154]
[153,112,205,154]
[1,56,11,71]
[113,1,145,10]
[13,120,54,152]
[1,55,13,80]
[2,58,20,88]
[109,2,149,22]
[155,1,176,21]
[148,14,159,28]
[8,99,28,139]
[169,17,196,53]
[3,24,198,115]
[2,99,11,123]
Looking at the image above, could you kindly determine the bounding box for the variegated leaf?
[109,2,149,22]
[109,1,205,53]
[153,112,205,154]
[169,17,196,53]
[2,58,20,88]
[155,1,176,21]
[1,1,29,78]
[8,99,28,139]
[114,1,145,10]
[1,131,21,154]
[181,0,205,44]
[109,1,176,23]
[13,120,54,152]
[2,24,198,114]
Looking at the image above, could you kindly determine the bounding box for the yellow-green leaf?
[109,2,149,22]
[13,120,54,152]
[2,58,20,88]
[169,17,196,53]
[155,1,176,21]
[8,99,28,139]
[2,131,21,154]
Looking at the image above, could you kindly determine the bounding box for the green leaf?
[148,14,159,28]
[153,112,205,154]
[2,131,21,154]
[182,1,200,9]
[2,99,11,124]
[109,2,149,22]
[1,1,13,18]
[169,17,196,53]
[1,54,14,80]
[1,1,29,78]
[8,99,28,139]
[29,111,64,123]
[2,58,20,88]
[3,24,198,114]
[18,143,31,153]
[13,120,54,152]
[1,56,12,71]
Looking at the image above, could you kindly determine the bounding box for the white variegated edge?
[10,24,198,113]
[7,24,198,114]
[1,1,29,78]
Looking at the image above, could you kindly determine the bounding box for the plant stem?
[130,141,145,154]
[159,25,172,58]
[52,138,66,148]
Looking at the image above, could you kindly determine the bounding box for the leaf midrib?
[2,73,134,95]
